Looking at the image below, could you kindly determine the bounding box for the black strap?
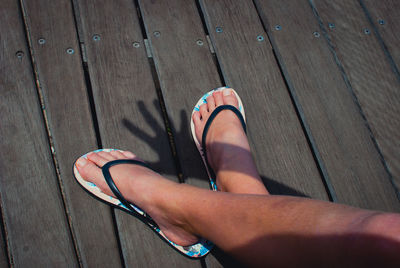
[102,159,158,227]
[201,105,246,179]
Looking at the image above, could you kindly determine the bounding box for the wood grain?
[20,0,123,266]
[73,0,197,266]
[199,0,328,200]
[362,0,400,71]
[314,0,400,201]
[253,0,399,211]
[0,0,77,266]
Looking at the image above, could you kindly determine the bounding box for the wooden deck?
[1,0,399,266]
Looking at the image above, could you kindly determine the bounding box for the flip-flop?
[73,148,213,258]
[190,87,246,191]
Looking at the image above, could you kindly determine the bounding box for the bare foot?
[76,150,198,246]
[192,88,268,194]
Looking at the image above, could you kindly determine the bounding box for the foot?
[76,150,198,246]
[192,88,268,194]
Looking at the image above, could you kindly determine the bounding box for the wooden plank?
[0,0,77,266]
[73,0,197,266]
[313,0,400,199]
[362,0,400,72]
[198,0,328,199]
[138,0,220,190]
[20,0,123,266]
[252,0,400,211]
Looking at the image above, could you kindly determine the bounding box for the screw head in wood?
[153,31,161,37]
[274,25,282,31]
[313,31,320,38]
[256,35,264,42]
[66,48,75,54]
[328,23,335,29]
[378,19,385,25]
[196,39,204,46]
[363,28,370,35]
[93,34,100,41]
[38,38,46,45]
[16,51,24,59]
[216,27,223,33]
[132,42,140,48]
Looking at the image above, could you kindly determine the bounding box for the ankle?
[209,147,255,175]
[154,184,196,233]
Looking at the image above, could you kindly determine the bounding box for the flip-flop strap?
[102,159,158,227]
[201,105,246,178]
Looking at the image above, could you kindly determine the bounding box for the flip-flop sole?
[73,148,213,258]
[190,87,246,190]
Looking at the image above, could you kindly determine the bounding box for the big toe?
[222,88,239,108]
[76,157,108,189]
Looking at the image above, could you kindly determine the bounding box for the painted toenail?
[77,158,88,167]
[223,88,232,96]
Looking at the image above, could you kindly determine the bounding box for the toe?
[222,88,239,108]
[192,111,201,123]
[199,103,208,117]
[192,111,203,142]
[206,95,216,111]
[192,112,201,127]
[110,150,128,159]
[97,151,116,161]
[213,90,224,106]
[76,157,112,195]
[76,157,104,184]
[87,152,110,167]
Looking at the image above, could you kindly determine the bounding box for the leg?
[77,153,400,267]
[172,188,400,267]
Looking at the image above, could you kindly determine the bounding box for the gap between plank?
[17,0,82,266]
[147,57,185,183]
[80,61,103,149]
[250,0,338,202]
[308,0,400,200]
[194,0,227,85]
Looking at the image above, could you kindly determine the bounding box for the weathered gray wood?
[313,0,400,200]
[362,0,400,71]
[253,0,399,211]
[0,0,77,266]
[198,0,328,200]
[20,0,123,266]
[73,0,197,266]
